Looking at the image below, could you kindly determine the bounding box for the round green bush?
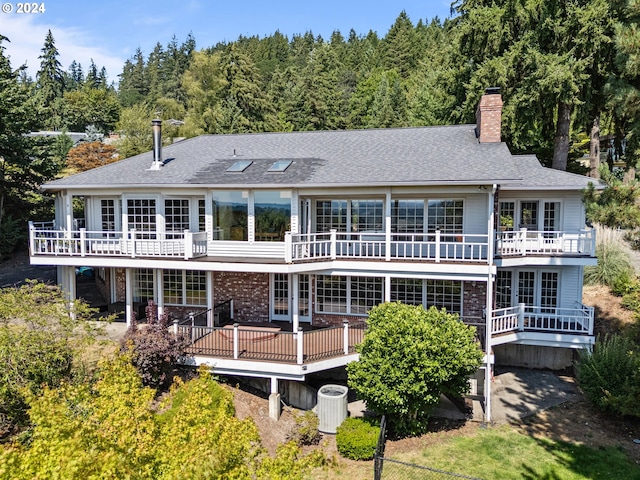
[335,417,379,461]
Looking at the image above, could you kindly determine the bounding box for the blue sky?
[2,0,453,83]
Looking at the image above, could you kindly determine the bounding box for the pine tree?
[35,30,64,129]
[0,35,60,252]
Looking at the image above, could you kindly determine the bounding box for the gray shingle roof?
[44,125,599,191]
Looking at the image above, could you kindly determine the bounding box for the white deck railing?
[491,302,594,337]
[29,223,208,260]
[288,231,489,263]
[497,229,596,256]
[29,223,596,263]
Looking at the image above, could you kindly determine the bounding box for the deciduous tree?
[347,302,483,436]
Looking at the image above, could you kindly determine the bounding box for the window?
[390,278,423,306]
[496,270,512,309]
[351,200,383,232]
[350,277,383,315]
[426,280,462,314]
[517,271,536,306]
[127,199,156,239]
[163,269,207,306]
[165,199,190,239]
[299,274,310,318]
[392,200,424,234]
[198,199,206,232]
[134,268,154,303]
[543,202,560,232]
[540,272,558,312]
[255,191,291,241]
[520,201,538,229]
[100,199,116,231]
[273,273,289,316]
[499,202,515,231]
[427,200,463,234]
[316,276,347,313]
[212,191,248,241]
[316,200,347,232]
[316,275,383,315]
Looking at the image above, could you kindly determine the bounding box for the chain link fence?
[373,415,483,480]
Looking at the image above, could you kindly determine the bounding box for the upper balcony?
[29,222,596,265]
[496,228,596,257]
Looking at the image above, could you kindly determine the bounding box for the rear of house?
[29,89,599,421]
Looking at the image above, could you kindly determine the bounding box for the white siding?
[464,194,489,234]
[559,266,581,309]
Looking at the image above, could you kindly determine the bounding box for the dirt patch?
[518,400,640,465]
[583,284,635,336]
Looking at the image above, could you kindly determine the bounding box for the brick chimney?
[476,87,503,143]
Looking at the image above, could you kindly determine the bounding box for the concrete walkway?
[489,366,581,424]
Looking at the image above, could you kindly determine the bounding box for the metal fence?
[374,416,483,480]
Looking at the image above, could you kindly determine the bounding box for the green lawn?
[312,424,640,480]
[386,425,640,480]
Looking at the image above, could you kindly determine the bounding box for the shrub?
[576,335,640,418]
[120,302,187,390]
[584,240,634,289]
[335,417,379,460]
[287,409,320,446]
[347,303,483,436]
[0,282,100,436]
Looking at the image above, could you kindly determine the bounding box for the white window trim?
[163,269,208,307]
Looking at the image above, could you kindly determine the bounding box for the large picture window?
[163,269,207,306]
[255,191,291,241]
[212,191,248,241]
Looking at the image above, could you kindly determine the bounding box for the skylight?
[227,160,253,172]
[268,160,292,172]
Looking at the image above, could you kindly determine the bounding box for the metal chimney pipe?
[152,118,162,167]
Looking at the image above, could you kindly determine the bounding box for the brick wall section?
[463,281,486,319]
[213,271,270,323]
[476,92,503,143]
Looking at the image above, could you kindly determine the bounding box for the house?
[29,89,598,421]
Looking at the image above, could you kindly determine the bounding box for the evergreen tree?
[0,36,60,251]
[607,0,640,181]
[218,45,272,132]
[382,11,419,78]
[453,0,616,171]
[35,30,65,129]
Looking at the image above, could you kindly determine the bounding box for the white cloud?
[2,15,125,83]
